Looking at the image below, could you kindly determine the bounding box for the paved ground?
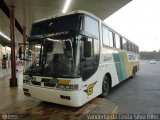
[0,87,117,120]
[0,70,23,88]
[107,60,160,114]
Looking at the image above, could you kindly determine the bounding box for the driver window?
[81,37,99,80]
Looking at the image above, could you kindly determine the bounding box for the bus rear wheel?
[132,68,136,78]
[101,76,110,97]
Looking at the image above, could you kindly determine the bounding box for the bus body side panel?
[113,52,127,82]
[124,52,139,78]
[102,49,120,87]
[101,48,139,88]
[80,49,119,104]
[112,51,139,84]
[81,50,119,104]
[81,47,140,104]
[81,66,104,104]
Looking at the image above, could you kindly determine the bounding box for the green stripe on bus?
[120,53,127,80]
[113,53,127,82]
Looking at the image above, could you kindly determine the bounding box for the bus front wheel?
[101,76,110,97]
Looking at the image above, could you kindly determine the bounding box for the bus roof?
[34,10,138,47]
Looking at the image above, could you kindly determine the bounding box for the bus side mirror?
[19,47,22,59]
[84,41,91,58]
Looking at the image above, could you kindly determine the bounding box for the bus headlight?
[56,84,78,91]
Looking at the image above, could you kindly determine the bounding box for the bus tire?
[132,68,136,78]
[101,76,110,97]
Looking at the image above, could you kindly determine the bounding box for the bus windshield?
[24,36,81,78]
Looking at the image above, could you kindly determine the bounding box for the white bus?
[23,10,139,107]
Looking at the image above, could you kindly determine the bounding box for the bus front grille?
[44,82,56,87]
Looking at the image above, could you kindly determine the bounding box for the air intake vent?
[44,82,56,87]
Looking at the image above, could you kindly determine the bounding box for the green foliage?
[140,50,160,60]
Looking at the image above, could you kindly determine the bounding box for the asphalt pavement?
[107,60,160,114]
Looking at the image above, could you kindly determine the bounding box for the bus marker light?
[59,80,70,85]
[56,84,78,91]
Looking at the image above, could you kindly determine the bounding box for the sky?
[104,0,160,52]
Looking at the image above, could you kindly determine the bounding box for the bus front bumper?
[23,85,83,107]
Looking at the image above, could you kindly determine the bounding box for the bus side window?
[102,25,110,46]
[132,44,134,52]
[122,38,128,50]
[115,34,121,49]
[136,46,138,53]
[132,44,135,53]
[108,31,114,47]
[131,43,133,52]
[120,37,123,49]
[127,42,131,51]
